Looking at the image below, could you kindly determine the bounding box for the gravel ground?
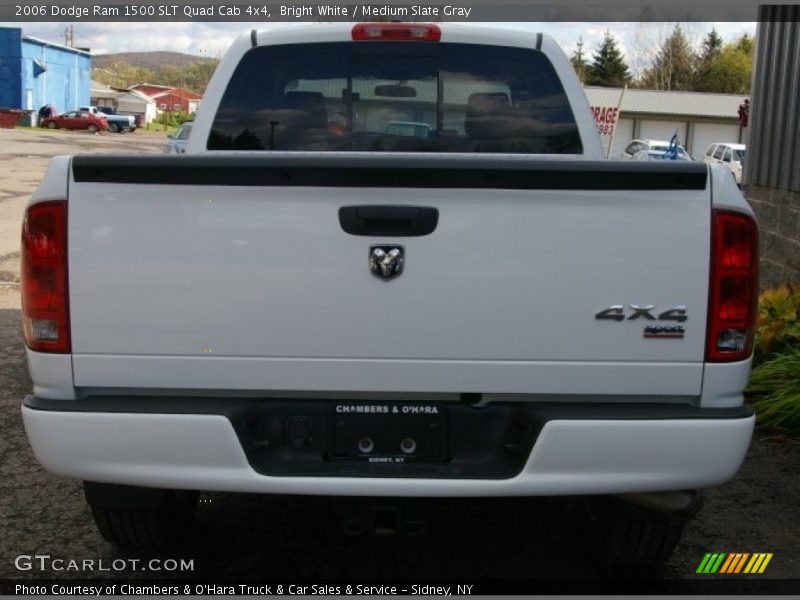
[1,129,799,593]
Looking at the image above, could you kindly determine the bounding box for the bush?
[747,283,800,434]
[753,283,800,365]
[747,347,800,433]
[155,111,195,128]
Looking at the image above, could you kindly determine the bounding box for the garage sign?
[591,106,619,136]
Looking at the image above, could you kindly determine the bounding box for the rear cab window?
[208,42,582,154]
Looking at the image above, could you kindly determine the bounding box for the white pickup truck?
[21,23,758,564]
[80,106,137,133]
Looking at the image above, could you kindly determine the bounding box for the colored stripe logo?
[697,553,773,574]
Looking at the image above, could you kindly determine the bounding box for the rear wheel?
[46,121,57,129]
[582,493,699,566]
[108,123,119,133]
[87,124,98,133]
[84,482,198,549]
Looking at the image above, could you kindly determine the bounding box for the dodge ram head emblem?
[369,245,404,280]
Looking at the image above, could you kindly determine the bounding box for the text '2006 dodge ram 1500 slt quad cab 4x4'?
[21,23,758,564]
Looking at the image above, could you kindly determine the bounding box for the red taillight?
[352,23,441,42]
[21,200,70,353]
[706,210,758,362]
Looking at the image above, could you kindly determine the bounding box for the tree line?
[92,25,753,97]
[92,60,220,94]
[570,25,754,94]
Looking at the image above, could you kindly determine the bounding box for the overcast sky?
[1,21,756,77]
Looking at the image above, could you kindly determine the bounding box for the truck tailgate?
[67,155,710,396]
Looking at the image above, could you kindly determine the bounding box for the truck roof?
[249,22,549,50]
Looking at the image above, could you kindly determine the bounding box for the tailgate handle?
[339,205,439,236]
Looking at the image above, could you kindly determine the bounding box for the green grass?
[747,346,800,433]
[144,122,179,135]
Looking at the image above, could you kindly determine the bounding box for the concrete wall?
[747,187,800,287]
[744,7,800,287]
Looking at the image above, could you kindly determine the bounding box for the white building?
[89,79,157,125]
[116,88,157,125]
[584,87,748,159]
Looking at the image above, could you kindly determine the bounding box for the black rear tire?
[84,482,198,549]
[583,495,695,566]
[108,123,119,133]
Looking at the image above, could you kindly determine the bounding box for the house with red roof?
[130,83,202,114]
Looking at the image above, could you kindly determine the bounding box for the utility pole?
[63,25,74,47]
[180,54,184,110]
[576,37,586,82]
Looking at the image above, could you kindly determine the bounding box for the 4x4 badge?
[369,245,404,280]
[595,304,687,339]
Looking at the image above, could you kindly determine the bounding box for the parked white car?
[621,139,691,160]
[704,143,746,185]
[632,149,692,161]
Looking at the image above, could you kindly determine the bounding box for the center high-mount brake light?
[21,200,71,353]
[352,23,441,42]
[706,209,759,362]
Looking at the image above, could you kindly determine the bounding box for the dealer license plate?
[331,403,447,462]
